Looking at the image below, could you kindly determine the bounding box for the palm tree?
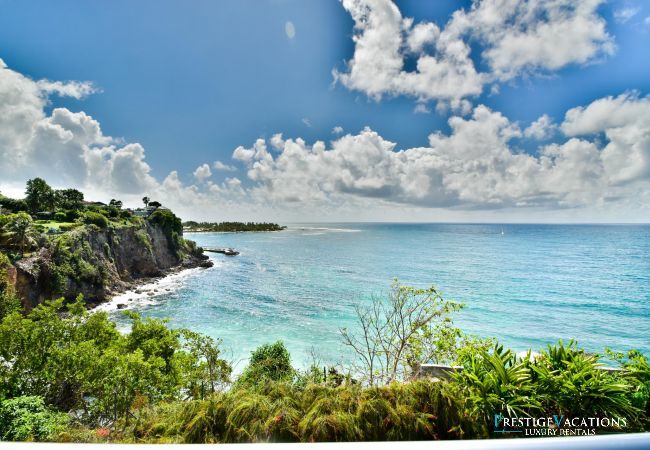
[0,212,39,256]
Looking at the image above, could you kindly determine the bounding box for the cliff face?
[9,222,211,310]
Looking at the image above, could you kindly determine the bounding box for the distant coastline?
[182,221,286,233]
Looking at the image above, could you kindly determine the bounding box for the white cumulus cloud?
[193,163,212,181]
[524,114,557,140]
[334,0,615,106]
[213,160,237,171]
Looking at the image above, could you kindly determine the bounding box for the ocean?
[102,223,650,370]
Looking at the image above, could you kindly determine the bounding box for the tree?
[0,212,39,256]
[181,330,231,398]
[148,201,161,209]
[108,199,123,209]
[142,196,150,208]
[25,178,56,213]
[55,189,84,211]
[339,280,463,386]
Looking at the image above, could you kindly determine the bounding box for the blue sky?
[1,0,649,222]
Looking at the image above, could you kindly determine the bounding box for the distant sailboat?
[501,227,505,235]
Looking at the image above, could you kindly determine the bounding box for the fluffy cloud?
[334,0,483,106]
[335,0,614,105]
[1,59,647,221]
[561,92,650,184]
[0,60,162,200]
[4,64,153,190]
[213,160,237,171]
[524,114,557,140]
[229,97,649,211]
[193,163,212,181]
[449,0,615,80]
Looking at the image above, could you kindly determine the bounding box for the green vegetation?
[183,221,286,232]
[0,212,40,256]
[0,252,21,320]
[0,279,646,443]
[1,179,206,307]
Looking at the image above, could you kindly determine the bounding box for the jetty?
[203,247,240,256]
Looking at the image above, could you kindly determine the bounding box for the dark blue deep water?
[108,224,650,369]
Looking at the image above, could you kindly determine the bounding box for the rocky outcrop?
[9,222,211,310]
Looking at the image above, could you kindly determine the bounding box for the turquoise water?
[111,223,650,369]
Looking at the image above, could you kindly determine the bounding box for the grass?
[34,220,75,229]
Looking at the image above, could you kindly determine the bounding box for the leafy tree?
[148,201,162,208]
[25,178,56,213]
[142,196,150,208]
[181,330,232,398]
[55,188,84,211]
[108,199,123,209]
[0,194,28,214]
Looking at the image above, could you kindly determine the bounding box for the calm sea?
[109,223,650,369]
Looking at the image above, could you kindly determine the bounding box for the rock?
[117,303,127,309]
[6,219,212,311]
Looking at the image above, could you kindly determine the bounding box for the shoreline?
[90,264,210,313]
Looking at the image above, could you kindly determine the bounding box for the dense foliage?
[183,221,286,232]
[0,278,646,443]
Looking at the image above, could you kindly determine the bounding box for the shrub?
[0,396,69,441]
[62,209,82,222]
[81,211,109,229]
[237,342,295,388]
[529,341,640,422]
[54,211,67,222]
[148,209,182,236]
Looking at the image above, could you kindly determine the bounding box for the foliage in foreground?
[0,281,647,442]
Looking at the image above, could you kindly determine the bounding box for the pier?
[203,247,240,256]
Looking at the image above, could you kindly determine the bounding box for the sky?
[0,0,649,223]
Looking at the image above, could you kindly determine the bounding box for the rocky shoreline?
[91,264,209,312]
[88,258,212,310]
[7,221,213,311]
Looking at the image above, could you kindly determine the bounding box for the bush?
[81,211,109,229]
[237,342,295,387]
[53,211,67,222]
[62,209,82,222]
[147,209,183,249]
[0,396,69,441]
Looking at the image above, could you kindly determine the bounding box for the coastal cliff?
[5,220,211,310]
